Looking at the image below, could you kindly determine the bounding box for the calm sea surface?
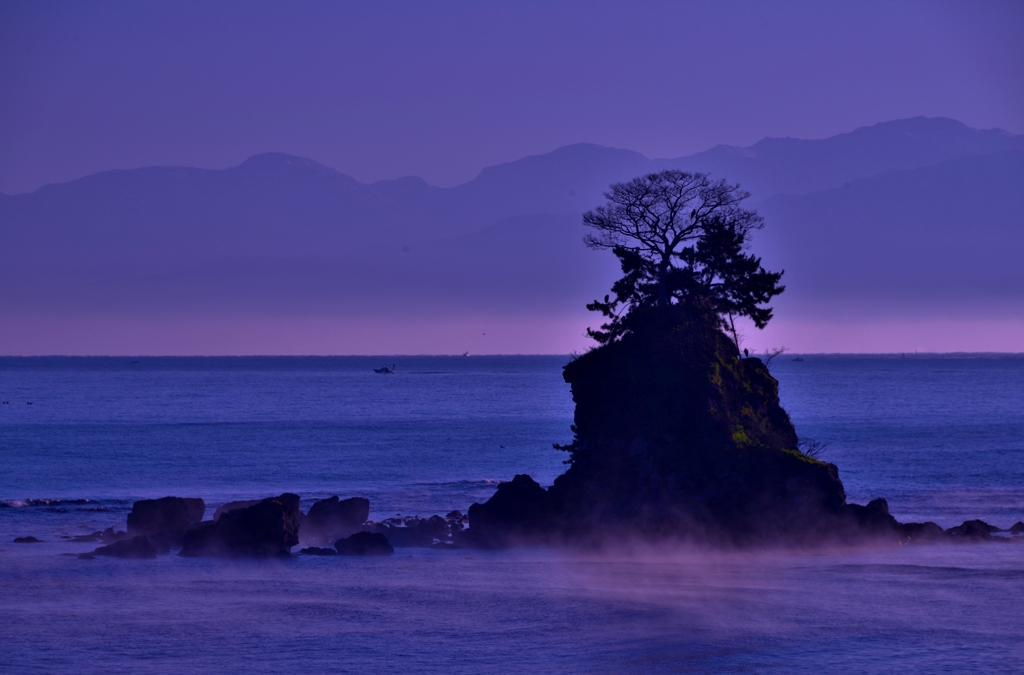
[2,355,1023,674]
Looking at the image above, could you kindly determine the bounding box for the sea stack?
[468,305,905,546]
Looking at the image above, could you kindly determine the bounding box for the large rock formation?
[180,493,300,557]
[467,306,905,546]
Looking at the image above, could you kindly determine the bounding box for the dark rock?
[335,531,394,556]
[902,521,946,543]
[13,536,42,543]
[127,497,205,538]
[299,546,337,556]
[178,521,219,553]
[124,497,205,551]
[93,534,158,559]
[304,496,370,542]
[417,515,450,539]
[1010,522,1024,535]
[840,498,905,542]
[213,499,263,521]
[71,532,103,543]
[100,527,131,544]
[180,493,301,557]
[78,553,95,560]
[946,519,999,540]
[446,510,463,519]
[467,475,556,546]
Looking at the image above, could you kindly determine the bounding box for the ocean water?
[2,355,1023,674]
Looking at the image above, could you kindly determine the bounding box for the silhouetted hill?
[449,144,652,220]
[661,117,1024,198]
[0,152,430,280]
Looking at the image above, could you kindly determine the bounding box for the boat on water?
[374,364,396,374]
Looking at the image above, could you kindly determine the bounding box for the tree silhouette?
[583,170,784,345]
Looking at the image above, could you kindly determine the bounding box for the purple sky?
[2,1,1022,195]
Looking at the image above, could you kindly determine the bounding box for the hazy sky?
[2,0,1022,194]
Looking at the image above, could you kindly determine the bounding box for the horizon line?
[2,352,1023,359]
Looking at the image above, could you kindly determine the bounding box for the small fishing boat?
[374,364,396,374]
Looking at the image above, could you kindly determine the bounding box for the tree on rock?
[467,172,907,547]
[583,170,784,345]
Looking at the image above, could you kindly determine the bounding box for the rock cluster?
[366,512,464,547]
[65,486,1015,561]
[74,492,462,559]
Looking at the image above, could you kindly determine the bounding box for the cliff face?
[546,306,846,542]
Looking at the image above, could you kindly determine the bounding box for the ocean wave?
[411,479,504,487]
[1,498,96,508]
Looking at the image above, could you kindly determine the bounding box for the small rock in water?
[127,496,206,546]
[946,519,999,540]
[93,535,159,559]
[100,527,131,544]
[71,532,103,543]
[1009,522,1024,535]
[13,536,42,543]
[78,553,95,560]
[902,521,945,543]
[303,496,370,543]
[335,531,394,556]
[299,546,337,556]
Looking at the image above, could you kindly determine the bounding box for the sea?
[1,355,1022,674]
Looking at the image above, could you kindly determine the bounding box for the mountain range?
[2,117,1022,353]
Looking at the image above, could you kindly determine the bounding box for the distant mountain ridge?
[658,116,1024,198]
[1,117,1022,341]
